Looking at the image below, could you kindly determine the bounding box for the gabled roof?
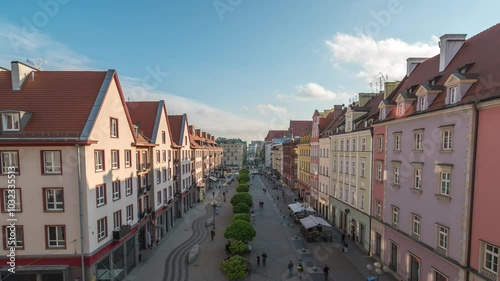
[321,108,347,136]
[264,130,287,142]
[168,115,184,146]
[126,101,159,141]
[288,120,312,137]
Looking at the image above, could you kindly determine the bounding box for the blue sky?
[0,1,498,141]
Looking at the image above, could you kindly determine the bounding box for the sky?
[0,1,498,142]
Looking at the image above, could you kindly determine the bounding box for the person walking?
[341,232,346,243]
[277,196,279,201]
[343,240,348,253]
[256,255,260,267]
[211,229,215,241]
[261,252,267,267]
[323,264,330,280]
[288,260,294,277]
[213,191,215,198]
[297,262,304,279]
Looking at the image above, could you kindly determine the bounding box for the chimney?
[383,81,400,99]
[358,93,378,107]
[439,34,466,72]
[11,61,38,90]
[211,136,215,141]
[406,58,428,77]
[333,105,343,119]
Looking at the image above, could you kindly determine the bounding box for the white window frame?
[419,96,426,111]
[449,87,458,104]
[113,211,121,230]
[412,214,420,236]
[437,225,449,251]
[394,165,400,184]
[97,218,107,241]
[484,243,499,275]
[95,151,104,172]
[360,194,365,209]
[3,188,21,212]
[350,190,355,205]
[392,206,399,227]
[442,129,453,150]
[111,150,119,169]
[4,225,23,248]
[47,225,65,248]
[96,184,105,206]
[352,161,356,175]
[415,132,423,150]
[110,118,118,137]
[43,151,62,174]
[362,138,366,151]
[397,103,404,116]
[346,140,350,151]
[352,139,356,151]
[126,205,133,222]
[376,163,382,181]
[376,201,381,218]
[345,161,349,174]
[414,168,422,189]
[157,190,162,206]
[1,151,19,174]
[440,172,451,196]
[112,181,120,201]
[124,150,131,167]
[394,134,401,151]
[125,178,132,196]
[45,189,63,211]
[377,136,383,151]
[361,162,365,177]
[333,158,337,171]
[2,113,20,131]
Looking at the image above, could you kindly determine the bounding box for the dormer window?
[2,113,20,131]
[397,103,404,116]
[449,87,458,104]
[418,96,426,111]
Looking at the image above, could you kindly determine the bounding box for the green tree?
[236,184,249,193]
[238,174,250,183]
[232,213,251,222]
[233,203,250,214]
[239,169,249,175]
[231,192,252,207]
[229,240,249,255]
[221,255,247,280]
[224,220,256,242]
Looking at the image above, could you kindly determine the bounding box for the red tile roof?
[168,115,184,146]
[288,120,312,137]
[264,130,287,141]
[126,101,159,141]
[0,71,107,135]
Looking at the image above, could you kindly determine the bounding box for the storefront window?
[113,245,124,281]
[97,256,110,281]
[126,237,136,273]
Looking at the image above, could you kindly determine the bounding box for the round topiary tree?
[224,220,256,242]
[233,203,250,214]
[232,213,251,222]
[238,174,250,183]
[229,240,249,255]
[236,184,249,193]
[222,255,247,280]
[231,192,252,207]
[239,169,250,175]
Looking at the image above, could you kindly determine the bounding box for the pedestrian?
[297,262,304,279]
[277,196,279,201]
[288,260,294,277]
[211,229,215,241]
[256,255,260,267]
[261,201,264,208]
[213,191,215,198]
[341,232,346,243]
[261,252,267,267]
[343,240,348,253]
[324,264,330,280]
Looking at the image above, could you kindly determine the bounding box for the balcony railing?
[137,163,151,172]
[112,225,131,240]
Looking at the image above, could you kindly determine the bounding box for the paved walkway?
[126,174,397,281]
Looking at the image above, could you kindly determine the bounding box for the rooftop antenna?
[373,72,387,92]
[26,58,47,70]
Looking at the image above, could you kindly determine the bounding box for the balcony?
[137,185,152,197]
[173,175,179,181]
[174,159,180,164]
[137,163,151,172]
[112,225,131,240]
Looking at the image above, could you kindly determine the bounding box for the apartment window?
[377,136,383,151]
[361,162,365,177]
[393,164,400,185]
[352,161,356,175]
[392,206,399,227]
[351,190,355,205]
[97,217,108,241]
[362,138,366,151]
[394,134,401,151]
[111,150,119,169]
[344,186,348,202]
[352,139,356,151]
[484,243,499,275]
[112,181,120,201]
[449,87,457,104]
[162,131,166,144]
[109,118,119,139]
[437,225,449,251]
[94,150,104,172]
[442,128,453,150]
[113,210,122,230]
[162,150,167,162]
[376,201,381,218]
[1,113,20,131]
[157,169,161,184]
[1,151,19,174]
[346,140,350,151]
[96,184,106,207]
[126,205,133,222]
[397,103,404,116]
[124,150,131,167]
[333,158,337,171]
[340,160,343,173]
[414,132,423,150]
[414,168,422,189]
[156,150,160,163]
[376,162,382,181]
[42,151,62,174]
[163,188,167,203]
[340,140,344,151]
[412,214,421,237]
[2,188,22,212]
[345,161,349,174]
[360,194,365,209]
[44,188,64,211]
[162,168,167,182]
[157,190,162,205]
[434,270,449,281]
[440,172,451,196]
[333,141,337,151]
[46,225,65,248]
[418,96,426,111]
[125,178,132,196]
[136,151,140,170]
[3,225,23,249]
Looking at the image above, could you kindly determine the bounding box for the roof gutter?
[466,100,480,280]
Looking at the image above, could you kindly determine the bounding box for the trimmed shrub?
[229,240,249,255]
[232,213,251,222]
[224,220,256,242]
[236,184,249,193]
[233,203,250,214]
[221,255,247,280]
[231,192,252,207]
[238,174,250,183]
[239,169,250,175]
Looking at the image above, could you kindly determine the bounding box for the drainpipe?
[368,126,374,255]
[76,144,86,281]
[466,101,480,280]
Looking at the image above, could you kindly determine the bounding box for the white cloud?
[0,22,94,70]
[325,33,439,81]
[277,83,350,102]
[257,104,288,115]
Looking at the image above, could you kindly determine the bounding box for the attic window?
[449,87,458,104]
[429,79,435,86]
[2,113,20,131]
[397,103,404,116]
[418,96,426,111]
[457,63,474,74]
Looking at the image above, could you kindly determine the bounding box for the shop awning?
[288,202,316,214]
[210,176,218,181]
[300,216,332,229]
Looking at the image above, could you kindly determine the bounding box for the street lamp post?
[366,262,390,281]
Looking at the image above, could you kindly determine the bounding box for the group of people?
[255,252,267,267]
[287,260,330,280]
[341,232,349,253]
[258,201,264,208]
